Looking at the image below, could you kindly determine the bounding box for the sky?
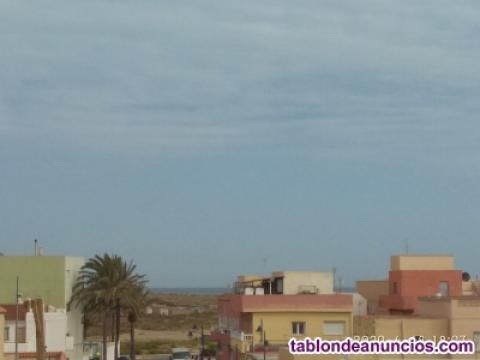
[1,1,480,287]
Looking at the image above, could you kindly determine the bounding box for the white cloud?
[1,0,479,156]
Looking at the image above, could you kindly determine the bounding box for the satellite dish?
[462,272,471,282]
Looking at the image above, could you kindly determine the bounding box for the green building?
[0,255,85,360]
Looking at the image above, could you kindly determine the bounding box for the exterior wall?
[356,281,389,314]
[462,281,480,296]
[4,311,69,353]
[216,293,353,360]
[252,311,352,346]
[64,257,86,360]
[420,298,480,342]
[0,256,85,360]
[389,270,462,297]
[0,257,67,307]
[281,272,334,295]
[381,270,462,313]
[354,315,449,340]
[0,310,5,360]
[418,299,452,318]
[279,346,348,360]
[352,293,367,316]
[390,256,454,271]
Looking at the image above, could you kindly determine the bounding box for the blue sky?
[1,1,480,287]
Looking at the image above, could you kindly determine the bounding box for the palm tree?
[122,286,150,360]
[71,254,146,360]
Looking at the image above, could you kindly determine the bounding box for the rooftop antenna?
[332,267,337,292]
[262,257,267,272]
[34,239,38,256]
[337,275,343,293]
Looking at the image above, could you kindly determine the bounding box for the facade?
[418,296,480,357]
[1,307,5,360]
[214,272,353,360]
[377,255,463,314]
[0,256,85,360]
[2,304,72,355]
[356,280,389,315]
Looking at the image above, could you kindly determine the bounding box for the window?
[292,322,305,336]
[275,278,284,294]
[4,326,9,341]
[392,282,398,294]
[438,281,449,297]
[323,321,345,336]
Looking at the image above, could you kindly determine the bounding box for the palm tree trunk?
[115,299,121,360]
[111,307,115,342]
[103,311,108,360]
[129,317,136,360]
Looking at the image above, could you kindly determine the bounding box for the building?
[0,256,85,360]
[214,271,354,360]
[356,280,389,315]
[1,307,5,360]
[418,296,480,357]
[145,304,171,316]
[2,303,73,356]
[357,255,462,314]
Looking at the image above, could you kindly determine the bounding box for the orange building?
[378,255,463,314]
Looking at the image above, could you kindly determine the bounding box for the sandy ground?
[119,329,201,341]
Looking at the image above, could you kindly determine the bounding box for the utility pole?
[15,276,19,360]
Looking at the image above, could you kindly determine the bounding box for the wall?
[356,281,389,314]
[417,299,451,318]
[0,257,66,307]
[0,256,85,360]
[64,257,86,360]
[354,315,449,341]
[282,272,334,295]
[351,293,367,316]
[390,256,454,271]
[0,310,5,360]
[389,270,462,297]
[419,297,480,341]
[251,311,352,346]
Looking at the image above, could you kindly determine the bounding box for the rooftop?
[1,304,27,321]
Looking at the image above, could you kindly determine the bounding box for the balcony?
[224,293,353,313]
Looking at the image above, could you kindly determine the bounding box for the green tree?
[71,254,146,360]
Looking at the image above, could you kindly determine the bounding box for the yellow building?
[214,272,354,360]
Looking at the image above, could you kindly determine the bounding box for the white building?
[3,304,73,354]
[0,256,86,360]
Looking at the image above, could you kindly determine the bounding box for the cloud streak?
[1,0,479,157]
